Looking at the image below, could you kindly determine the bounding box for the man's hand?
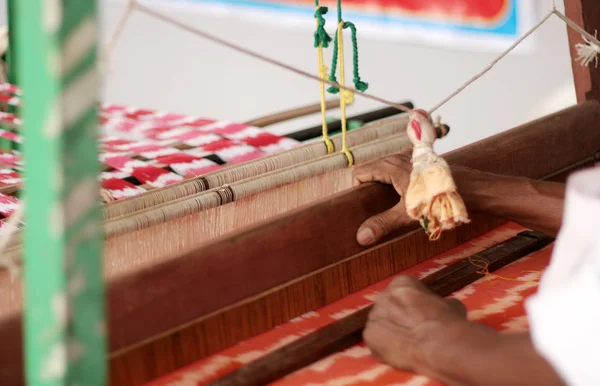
[364,276,566,386]
[363,275,468,374]
[352,150,416,246]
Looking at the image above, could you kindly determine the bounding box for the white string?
[99,0,138,76]
[428,10,554,114]
[553,10,600,47]
[99,1,599,117]
[134,4,412,112]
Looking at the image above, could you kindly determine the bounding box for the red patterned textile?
[0,84,300,227]
[148,223,551,386]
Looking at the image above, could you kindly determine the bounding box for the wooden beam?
[565,0,600,102]
[244,99,340,127]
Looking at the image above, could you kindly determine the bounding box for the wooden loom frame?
[3,0,599,385]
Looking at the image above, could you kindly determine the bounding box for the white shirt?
[526,167,600,386]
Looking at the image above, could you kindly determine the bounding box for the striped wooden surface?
[148,222,552,385]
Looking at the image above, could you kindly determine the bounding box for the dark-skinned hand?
[352,149,416,246]
[363,275,468,373]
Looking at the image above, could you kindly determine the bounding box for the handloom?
[1,0,599,385]
[1,101,599,386]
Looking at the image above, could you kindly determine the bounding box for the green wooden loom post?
[14,0,106,385]
[6,0,16,85]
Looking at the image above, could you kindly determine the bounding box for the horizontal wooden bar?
[244,99,340,128]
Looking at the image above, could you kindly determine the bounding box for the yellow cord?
[468,256,529,284]
[316,13,334,154]
[336,21,354,167]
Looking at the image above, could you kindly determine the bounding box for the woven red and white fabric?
[0,84,300,227]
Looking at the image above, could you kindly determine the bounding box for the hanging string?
[314,1,335,153]
[313,4,332,48]
[99,0,137,76]
[136,3,597,118]
[327,0,368,94]
[428,10,554,114]
[100,1,599,126]
[136,4,411,113]
[327,0,342,94]
[468,256,527,284]
[553,10,600,68]
[335,21,355,166]
[553,10,600,48]
[327,33,340,94]
[344,22,369,92]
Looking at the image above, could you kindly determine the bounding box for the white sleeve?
[525,168,600,386]
[526,258,600,385]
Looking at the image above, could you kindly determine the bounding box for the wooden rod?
[244,99,340,127]
[209,230,553,386]
[286,102,414,141]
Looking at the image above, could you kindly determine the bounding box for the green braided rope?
[327,31,340,94]
[327,0,342,93]
[326,21,369,93]
[344,21,368,92]
[314,6,332,48]
[327,22,368,93]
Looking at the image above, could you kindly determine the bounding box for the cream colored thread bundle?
[1,134,413,266]
[428,10,554,114]
[103,114,410,219]
[104,132,412,238]
[0,114,412,256]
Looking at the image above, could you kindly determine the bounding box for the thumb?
[357,203,409,246]
[445,298,467,319]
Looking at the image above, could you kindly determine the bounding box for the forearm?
[453,167,565,237]
[420,322,564,386]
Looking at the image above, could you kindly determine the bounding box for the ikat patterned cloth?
[0,84,300,226]
[149,222,552,386]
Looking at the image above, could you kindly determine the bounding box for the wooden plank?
[208,231,553,386]
[108,102,600,352]
[14,0,106,385]
[565,0,600,102]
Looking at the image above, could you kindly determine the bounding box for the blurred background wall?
[2,0,577,153]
